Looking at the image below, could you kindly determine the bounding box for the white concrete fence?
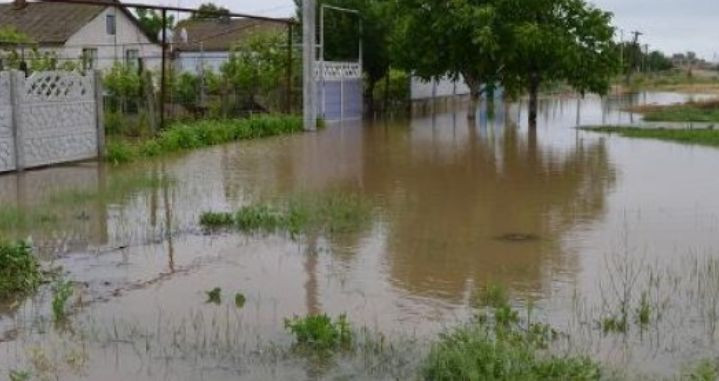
[0,70,104,173]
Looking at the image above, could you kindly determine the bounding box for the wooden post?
[94,70,105,159]
[143,70,157,134]
[9,70,24,171]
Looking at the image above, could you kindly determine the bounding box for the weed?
[200,192,372,238]
[423,317,600,381]
[8,370,31,381]
[105,115,303,165]
[0,241,41,300]
[199,212,235,229]
[52,279,74,322]
[581,126,719,148]
[105,141,136,165]
[284,313,353,351]
[206,287,222,304]
[477,283,509,308]
[636,292,652,327]
[683,359,719,381]
[235,293,246,308]
[601,316,627,334]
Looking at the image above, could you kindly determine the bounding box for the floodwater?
[2,92,719,379]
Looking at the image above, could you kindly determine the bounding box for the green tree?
[220,31,287,111]
[191,3,230,20]
[502,0,618,127]
[136,9,175,42]
[392,0,504,119]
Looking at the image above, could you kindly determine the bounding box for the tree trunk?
[464,74,482,120]
[382,73,390,113]
[528,72,540,129]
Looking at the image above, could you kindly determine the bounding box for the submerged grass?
[200,193,372,237]
[580,126,719,147]
[0,241,41,300]
[106,114,304,165]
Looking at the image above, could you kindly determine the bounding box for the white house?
[0,0,161,71]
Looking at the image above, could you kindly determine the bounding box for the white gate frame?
[318,4,363,122]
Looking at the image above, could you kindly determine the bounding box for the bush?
[0,241,41,300]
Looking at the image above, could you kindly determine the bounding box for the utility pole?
[624,30,643,84]
[302,0,317,131]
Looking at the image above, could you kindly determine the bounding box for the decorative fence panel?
[0,70,103,173]
[316,62,363,121]
[0,72,15,172]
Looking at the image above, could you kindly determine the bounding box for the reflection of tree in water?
[361,115,615,303]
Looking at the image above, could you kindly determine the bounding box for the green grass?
[643,105,719,123]
[0,241,41,300]
[51,279,73,322]
[424,305,601,381]
[580,126,719,147]
[105,114,304,165]
[199,193,373,237]
[284,313,353,351]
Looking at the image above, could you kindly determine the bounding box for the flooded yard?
[2,92,719,380]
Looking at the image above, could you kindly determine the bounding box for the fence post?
[9,70,25,171]
[94,70,105,159]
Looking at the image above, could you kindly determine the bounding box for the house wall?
[411,75,471,100]
[62,7,162,71]
[174,51,230,74]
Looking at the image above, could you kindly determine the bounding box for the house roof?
[173,18,284,52]
[0,0,152,45]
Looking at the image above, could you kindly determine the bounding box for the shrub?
[0,241,41,300]
[51,279,73,322]
[105,141,137,165]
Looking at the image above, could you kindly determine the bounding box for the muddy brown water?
[2,92,719,380]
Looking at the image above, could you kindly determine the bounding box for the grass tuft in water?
[106,115,303,165]
[8,370,31,381]
[635,292,652,327]
[200,193,372,237]
[425,302,601,381]
[51,279,73,322]
[206,287,222,304]
[0,241,41,300]
[284,314,353,351]
[235,293,246,308]
[601,316,628,334]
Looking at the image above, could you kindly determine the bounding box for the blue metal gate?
[316,62,363,121]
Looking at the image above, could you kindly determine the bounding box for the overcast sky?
[147,0,718,61]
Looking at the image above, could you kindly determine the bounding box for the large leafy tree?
[392,0,504,119]
[501,0,618,127]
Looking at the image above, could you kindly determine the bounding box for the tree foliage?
[136,9,175,41]
[392,0,619,125]
[191,2,230,20]
[221,31,288,110]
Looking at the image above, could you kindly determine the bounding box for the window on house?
[125,49,139,67]
[82,48,98,70]
[106,14,116,35]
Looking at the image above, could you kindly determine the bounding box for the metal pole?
[302,0,317,131]
[160,9,167,130]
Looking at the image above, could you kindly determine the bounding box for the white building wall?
[411,75,471,100]
[174,51,230,74]
[63,7,162,71]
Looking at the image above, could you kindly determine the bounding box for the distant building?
[172,18,284,75]
[0,0,161,70]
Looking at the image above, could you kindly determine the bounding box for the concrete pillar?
[302,0,317,131]
[9,70,25,171]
